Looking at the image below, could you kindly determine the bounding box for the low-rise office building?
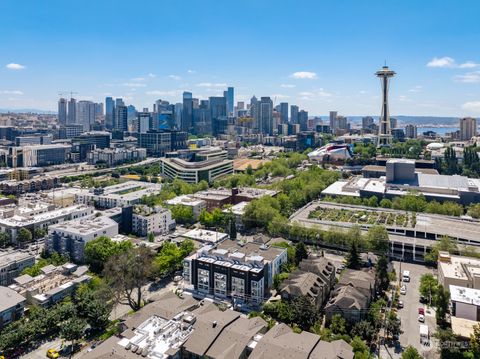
[183,241,288,305]
[74,180,162,209]
[160,157,233,184]
[0,286,26,329]
[46,215,119,262]
[9,263,91,307]
[180,228,229,246]
[193,187,279,211]
[323,159,480,206]
[450,285,480,321]
[0,251,35,286]
[438,252,480,290]
[132,205,175,236]
[8,144,72,168]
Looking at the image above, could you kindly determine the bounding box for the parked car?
[400,285,407,295]
[418,307,425,316]
[46,349,59,359]
[418,314,425,322]
[398,300,404,309]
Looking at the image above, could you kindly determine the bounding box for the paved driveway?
[381,261,438,359]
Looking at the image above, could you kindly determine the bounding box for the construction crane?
[58,91,78,99]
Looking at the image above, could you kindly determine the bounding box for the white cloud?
[299,91,315,97]
[454,71,480,83]
[408,85,423,93]
[290,71,317,79]
[187,69,196,74]
[427,57,456,68]
[196,82,227,88]
[146,90,182,96]
[121,83,146,87]
[359,90,367,94]
[317,88,331,97]
[131,77,145,82]
[1,90,23,95]
[459,61,480,69]
[148,73,156,78]
[280,84,296,88]
[6,63,25,70]
[271,94,290,99]
[462,101,480,112]
[398,95,411,102]
[168,75,182,81]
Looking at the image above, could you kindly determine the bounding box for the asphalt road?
[381,261,438,359]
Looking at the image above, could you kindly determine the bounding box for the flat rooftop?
[182,229,229,244]
[49,215,117,235]
[166,194,205,207]
[450,285,480,306]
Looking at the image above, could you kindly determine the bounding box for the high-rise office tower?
[136,111,152,133]
[329,111,338,133]
[250,96,259,123]
[210,96,227,136]
[290,105,299,124]
[459,117,478,140]
[237,101,245,111]
[76,101,96,131]
[182,92,193,132]
[259,97,273,135]
[115,105,128,132]
[105,97,115,129]
[376,65,396,147]
[67,98,77,124]
[279,102,289,123]
[390,117,398,130]
[362,116,374,130]
[193,100,211,135]
[115,98,125,107]
[298,110,309,131]
[224,87,234,116]
[58,98,67,125]
[94,103,104,120]
[405,124,417,139]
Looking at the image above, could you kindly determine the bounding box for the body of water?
[418,126,458,135]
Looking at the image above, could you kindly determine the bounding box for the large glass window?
[231,277,245,298]
[214,272,227,297]
[183,261,191,283]
[250,278,264,303]
[198,269,210,293]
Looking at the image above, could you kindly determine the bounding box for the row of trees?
[0,281,112,352]
[437,145,480,178]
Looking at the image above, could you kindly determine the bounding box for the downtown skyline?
[1,0,480,117]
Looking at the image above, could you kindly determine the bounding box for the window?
[214,272,227,297]
[198,269,210,293]
[231,277,245,298]
[250,278,264,303]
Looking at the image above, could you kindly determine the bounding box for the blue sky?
[1,0,480,117]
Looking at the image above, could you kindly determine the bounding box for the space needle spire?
[375,65,396,147]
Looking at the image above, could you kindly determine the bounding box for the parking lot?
[381,261,438,359]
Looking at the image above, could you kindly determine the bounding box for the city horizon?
[1,0,480,117]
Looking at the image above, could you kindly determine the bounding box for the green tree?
[103,246,154,311]
[60,317,87,356]
[366,226,390,255]
[350,336,373,359]
[17,228,33,244]
[291,295,319,330]
[468,203,480,219]
[379,199,392,208]
[470,323,480,358]
[419,273,438,306]
[34,228,46,239]
[84,236,133,274]
[148,232,155,242]
[435,284,450,327]
[351,320,375,343]
[402,345,422,359]
[0,231,11,248]
[170,205,194,225]
[294,241,308,265]
[330,314,347,335]
[376,255,390,293]
[346,239,361,269]
[424,235,458,264]
[75,285,112,330]
[385,311,401,338]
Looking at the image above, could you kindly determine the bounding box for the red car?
[418,308,425,316]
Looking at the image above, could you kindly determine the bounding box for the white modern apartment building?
[165,195,206,220]
[0,202,94,243]
[47,215,119,262]
[132,205,175,236]
[74,180,162,209]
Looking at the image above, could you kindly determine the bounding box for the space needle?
[375,65,396,147]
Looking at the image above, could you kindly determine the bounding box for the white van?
[420,324,429,345]
[402,270,410,282]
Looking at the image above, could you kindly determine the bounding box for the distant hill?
[316,115,459,126]
[0,108,56,115]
